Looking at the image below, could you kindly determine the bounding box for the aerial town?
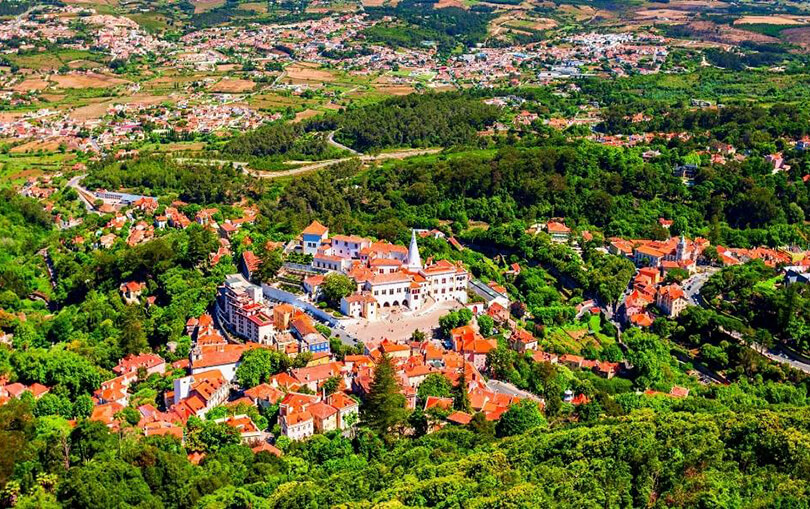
[3,0,810,505]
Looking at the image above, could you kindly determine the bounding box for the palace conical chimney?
[407,229,422,270]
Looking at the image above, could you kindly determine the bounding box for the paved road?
[67,174,100,214]
[175,158,249,169]
[247,148,443,179]
[486,379,544,402]
[330,324,360,347]
[721,326,810,374]
[682,267,718,306]
[326,130,360,155]
[760,345,810,374]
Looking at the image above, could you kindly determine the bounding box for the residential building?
[340,292,378,320]
[510,328,537,353]
[215,415,263,445]
[290,314,330,353]
[190,344,258,382]
[656,284,688,318]
[119,281,145,304]
[302,220,329,255]
[170,369,230,420]
[451,326,497,371]
[331,234,371,259]
[217,274,275,344]
[113,353,166,376]
[327,392,359,429]
[546,221,571,243]
[308,401,338,433]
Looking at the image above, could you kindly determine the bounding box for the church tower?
[676,236,688,261]
[407,230,422,270]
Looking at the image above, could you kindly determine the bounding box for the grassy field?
[734,23,795,38]
[617,69,810,104]
[0,152,71,189]
[11,49,107,70]
[127,12,173,33]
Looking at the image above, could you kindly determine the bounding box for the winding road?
[326,130,359,155]
[246,147,443,179]
[67,174,101,214]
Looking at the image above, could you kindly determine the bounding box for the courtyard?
[341,297,464,344]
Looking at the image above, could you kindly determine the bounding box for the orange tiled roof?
[302,221,328,236]
[446,411,472,425]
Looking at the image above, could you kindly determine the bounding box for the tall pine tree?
[453,365,472,413]
[363,354,407,439]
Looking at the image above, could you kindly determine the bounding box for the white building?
[305,224,469,314]
[331,234,371,259]
[281,411,314,440]
[419,259,469,304]
[301,221,329,256]
[340,292,378,320]
[217,274,275,344]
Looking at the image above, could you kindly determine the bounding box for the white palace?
[299,221,468,320]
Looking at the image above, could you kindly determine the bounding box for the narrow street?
[682,267,718,306]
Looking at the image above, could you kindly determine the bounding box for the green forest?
[4,394,810,507]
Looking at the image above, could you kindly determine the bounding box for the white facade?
[421,267,468,304]
[340,293,378,320]
[331,235,371,259]
[365,275,415,308]
[218,274,275,344]
[282,416,314,440]
[313,253,349,272]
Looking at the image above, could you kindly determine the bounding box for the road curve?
[247,147,443,179]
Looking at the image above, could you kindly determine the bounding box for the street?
[486,379,544,403]
[756,343,810,375]
[682,267,719,306]
[67,174,100,214]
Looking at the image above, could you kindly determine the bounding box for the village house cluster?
[0,95,278,153]
[80,299,553,445]
[1,202,735,454]
[0,7,168,59]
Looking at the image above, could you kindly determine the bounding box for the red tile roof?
[302,221,328,236]
[244,383,284,404]
[424,396,454,411]
[446,411,472,425]
[308,401,338,420]
[252,442,283,456]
